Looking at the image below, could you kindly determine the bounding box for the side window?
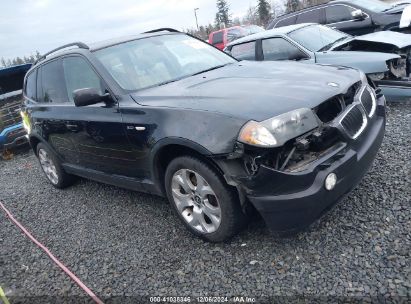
[276,16,297,28]
[39,60,68,103]
[296,9,321,23]
[25,70,37,101]
[63,57,104,102]
[326,5,355,23]
[212,31,224,45]
[262,38,307,61]
[231,41,256,60]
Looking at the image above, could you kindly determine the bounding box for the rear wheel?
[165,156,247,242]
[36,143,76,189]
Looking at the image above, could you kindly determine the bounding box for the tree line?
[1,51,41,68]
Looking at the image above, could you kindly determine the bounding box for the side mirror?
[73,88,110,107]
[351,9,366,20]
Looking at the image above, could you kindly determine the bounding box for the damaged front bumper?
[232,95,386,233]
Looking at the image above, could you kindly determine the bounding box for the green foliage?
[285,0,301,13]
[1,51,41,68]
[215,0,232,27]
[257,0,272,27]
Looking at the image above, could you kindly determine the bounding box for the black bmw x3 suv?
[22,29,386,242]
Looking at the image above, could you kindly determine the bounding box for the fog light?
[325,173,337,191]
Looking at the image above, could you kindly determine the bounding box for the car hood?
[344,31,411,49]
[315,51,399,74]
[131,61,361,121]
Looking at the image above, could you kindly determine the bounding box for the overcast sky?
[0,0,277,60]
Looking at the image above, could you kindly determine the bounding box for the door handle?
[66,123,80,132]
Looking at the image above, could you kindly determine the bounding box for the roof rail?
[143,28,180,34]
[34,42,89,65]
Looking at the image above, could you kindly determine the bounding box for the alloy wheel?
[171,169,222,233]
[38,148,59,185]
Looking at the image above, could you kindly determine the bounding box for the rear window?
[230,41,256,60]
[296,9,322,23]
[211,31,224,45]
[25,71,37,101]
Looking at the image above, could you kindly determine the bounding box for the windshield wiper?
[191,63,233,76]
[318,36,350,52]
[155,76,188,87]
[154,63,233,87]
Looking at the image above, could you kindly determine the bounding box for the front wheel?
[165,156,247,242]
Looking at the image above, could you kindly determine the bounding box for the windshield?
[288,25,350,52]
[353,0,391,12]
[95,34,236,91]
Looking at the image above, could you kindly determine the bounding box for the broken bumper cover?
[241,96,386,233]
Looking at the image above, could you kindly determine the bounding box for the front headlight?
[238,108,319,148]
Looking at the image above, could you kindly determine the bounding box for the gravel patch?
[0,101,410,302]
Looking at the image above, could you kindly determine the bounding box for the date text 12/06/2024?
[149,296,256,303]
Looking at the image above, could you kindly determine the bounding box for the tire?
[36,143,76,189]
[165,155,248,242]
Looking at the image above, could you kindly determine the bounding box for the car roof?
[274,0,355,20]
[30,30,183,69]
[227,23,313,47]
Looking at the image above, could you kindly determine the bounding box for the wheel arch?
[150,138,226,196]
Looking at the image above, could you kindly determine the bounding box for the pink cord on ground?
[0,201,104,304]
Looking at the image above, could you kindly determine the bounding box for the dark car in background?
[22,29,385,242]
[267,0,411,35]
[225,23,411,101]
[208,25,264,50]
[0,64,31,152]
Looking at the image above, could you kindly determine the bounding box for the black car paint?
[22,31,385,233]
[267,1,409,35]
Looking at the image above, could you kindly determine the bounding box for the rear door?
[325,4,374,35]
[33,59,79,164]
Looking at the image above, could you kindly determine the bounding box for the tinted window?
[275,16,297,28]
[230,41,256,60]
[39,60,67,103]
[25,71,37,101]
[262,38,306,61]
[63,57,104,102]
[296,9,321,23]
[326,5,355,23]
[212,31,224,45]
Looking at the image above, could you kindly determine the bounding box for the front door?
[61,55,136,177]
